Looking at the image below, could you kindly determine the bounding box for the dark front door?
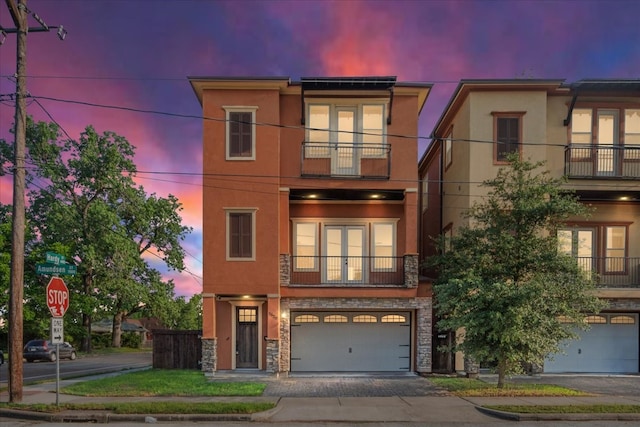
[236,307,258,368]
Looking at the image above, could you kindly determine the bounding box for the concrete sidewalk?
[2,374,640,423]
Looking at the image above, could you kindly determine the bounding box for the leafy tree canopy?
[430,155,605,387]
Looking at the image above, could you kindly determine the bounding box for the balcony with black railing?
[300,142,391,178]
[289,255,415,287]
[575,257,640,288]
[564,145,640,179]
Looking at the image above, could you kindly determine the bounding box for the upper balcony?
[300,142,391,179]
[576,257,640,288]
[281,254,418,288]
[564,145,640,180]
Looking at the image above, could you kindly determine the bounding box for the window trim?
[225,208,257,261]
[224,106,258,161]
[492,112,524,164]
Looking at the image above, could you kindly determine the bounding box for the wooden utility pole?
[1,0,66,403]
[6,0,28,403]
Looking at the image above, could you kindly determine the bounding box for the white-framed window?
[225,208,257,261]
[558,225,629,274]
[293,222,318,271]
[224,106,257,160]
[371,222,396,271]
[605,226,626,272]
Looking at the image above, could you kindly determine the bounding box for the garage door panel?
[545,314,639,373]
[291,312,411,372]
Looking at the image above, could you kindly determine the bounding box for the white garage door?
[290,311,411,372]
[545,313,639,373]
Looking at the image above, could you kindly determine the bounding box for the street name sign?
[46,277,70,317]
[46,251,66,265]
[50,317,64,344]
[36,263,77,275]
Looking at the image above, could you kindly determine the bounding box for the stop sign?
[46,277,69,317]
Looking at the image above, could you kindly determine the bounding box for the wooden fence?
[152,329,202,369]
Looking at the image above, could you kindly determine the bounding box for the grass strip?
[61,369,266,397]
[428,377,590,397]
[0,401,275,414]
[485,404,640,414]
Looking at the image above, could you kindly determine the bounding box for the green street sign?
[36,263,77,276]
[45,251,66,265]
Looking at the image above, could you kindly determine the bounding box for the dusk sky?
[1,0,639,298]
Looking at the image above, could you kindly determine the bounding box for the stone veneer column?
[279,300,291,373]
[404,254,419,288]
[280,254,290,286]
[265,338,280,373]
[415,297,432,372]
[201,338,217,376]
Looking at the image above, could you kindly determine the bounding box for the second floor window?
[225,107,257,160]
[226,209,256,260]
[494,114,522,163]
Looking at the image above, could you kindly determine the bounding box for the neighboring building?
[190,76,434,374]
[420,79,640,374]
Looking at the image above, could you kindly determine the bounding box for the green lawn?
[428,377,590,397]
[61,369,266,397]
[0,401,275,414]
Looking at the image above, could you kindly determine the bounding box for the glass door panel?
[332,108,358,175]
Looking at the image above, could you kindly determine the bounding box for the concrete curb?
[476,406,640,422]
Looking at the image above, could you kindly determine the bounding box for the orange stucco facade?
[191,76,434,374]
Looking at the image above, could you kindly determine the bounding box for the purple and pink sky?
[1,0,639,298]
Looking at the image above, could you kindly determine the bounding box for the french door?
[331,107,359,176]
[324,225,365,283]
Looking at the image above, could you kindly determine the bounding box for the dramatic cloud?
[2,0,639,297]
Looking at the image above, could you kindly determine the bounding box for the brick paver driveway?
[263,374,448,397]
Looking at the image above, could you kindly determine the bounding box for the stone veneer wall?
[201,338,217,376]
[280,254,290,286]
[606,298,640,310]
[279,297,432,373]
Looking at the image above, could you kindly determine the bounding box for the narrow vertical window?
[625,109,640,159]
[362,104,385,157]
[294,222,317,270]
[444,130,453,168]
[494,114,522,162]
[605,226,626,272]
[372,223,395,270]
[224,107,257,160]
[570,109,593,159]
[307,105,330,157]
[226,210,256,260]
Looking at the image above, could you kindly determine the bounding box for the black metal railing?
[564,145,640,179]
[575,257,640,288]
[300,142,391,178]
[290,255,404,285]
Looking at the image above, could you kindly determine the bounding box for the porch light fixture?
[619,196,629,201]
[281,311,288,319]
[242,295,250,299]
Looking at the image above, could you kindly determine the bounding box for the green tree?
[430,155,605,387]
[1,118,191,351]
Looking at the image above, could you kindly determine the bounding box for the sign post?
[46,277,69,406]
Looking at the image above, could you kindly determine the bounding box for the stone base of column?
[201,338,217,376]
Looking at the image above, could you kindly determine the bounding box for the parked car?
[23,340,76,362]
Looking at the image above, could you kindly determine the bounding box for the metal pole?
[56,343,60,406]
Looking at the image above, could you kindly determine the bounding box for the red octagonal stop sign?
[46,277,69,317]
